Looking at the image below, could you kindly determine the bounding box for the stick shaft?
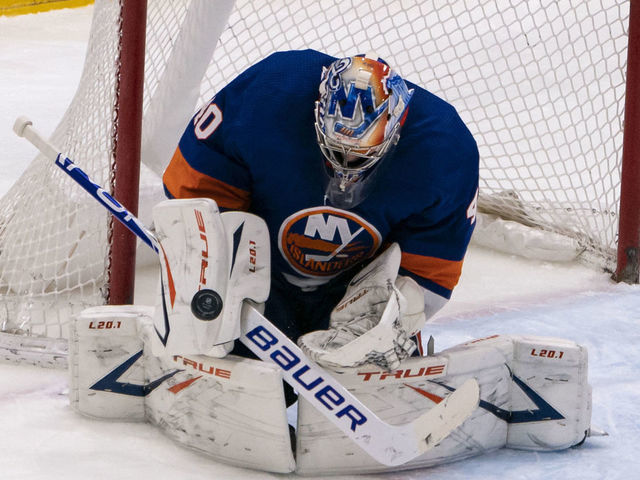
[53,154,159,253]
[15,118,158,253]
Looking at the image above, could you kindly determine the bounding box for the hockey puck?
[191,289,223,320]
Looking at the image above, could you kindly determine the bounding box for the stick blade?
[414,377,480,453]
[378,377,479,467]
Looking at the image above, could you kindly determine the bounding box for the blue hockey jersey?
[163,49,479,299]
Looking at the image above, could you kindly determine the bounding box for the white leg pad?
[296,342,510,475]
[295,333,592,475]
[70,304,591,474]
[506,335,591,450]
[70,305,152,420]
[138,317,295,473]
[69,305,294,473]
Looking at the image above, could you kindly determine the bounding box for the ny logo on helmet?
[330,83,388,138]
[318,57,389,138]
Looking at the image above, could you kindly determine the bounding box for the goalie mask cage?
[0,0,638,367]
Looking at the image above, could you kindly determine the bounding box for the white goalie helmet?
[315,52,414,208]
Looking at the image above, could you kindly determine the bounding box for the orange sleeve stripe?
[401,251,463,291]
[163,147,251,211]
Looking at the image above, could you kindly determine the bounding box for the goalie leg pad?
[138,318,295,473]
[443,334,592,451]
[69,308,294,473]
[295,340,510,475]
[70,305,153,420]
[295,333,592,475]
[506,335,591,450]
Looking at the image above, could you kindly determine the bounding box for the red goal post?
[0,0,638,367]
[109,1,147,306]
[616,0,640,283]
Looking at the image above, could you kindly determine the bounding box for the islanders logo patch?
[278,207,381,278]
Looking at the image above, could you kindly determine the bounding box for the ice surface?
[1,5,639,479]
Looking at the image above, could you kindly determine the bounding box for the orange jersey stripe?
[401,251,463,291]
[163,147,251,211]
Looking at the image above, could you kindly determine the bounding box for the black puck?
[191,289,223,320]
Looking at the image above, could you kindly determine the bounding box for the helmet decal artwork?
[315,52,414,208]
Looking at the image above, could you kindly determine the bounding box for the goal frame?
[108,0,147,305]
[616,0,640,283]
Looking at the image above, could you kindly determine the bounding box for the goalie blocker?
[71,307,592,474]
[150,197,270,357]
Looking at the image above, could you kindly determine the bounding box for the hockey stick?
[14,116,479,467]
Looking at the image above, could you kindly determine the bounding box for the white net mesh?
[200,1,629,268]
[0,0,631,364]
[0,0,120,344]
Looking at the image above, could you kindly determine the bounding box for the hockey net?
[0,0,635,366]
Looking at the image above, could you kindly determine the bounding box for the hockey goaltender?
[26,49,593,475]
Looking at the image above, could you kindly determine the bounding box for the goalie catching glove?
[298,243,426,371]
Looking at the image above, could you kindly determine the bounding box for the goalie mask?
[315,52,414,209]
